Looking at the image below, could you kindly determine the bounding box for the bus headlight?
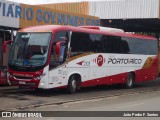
[34,73,46,80]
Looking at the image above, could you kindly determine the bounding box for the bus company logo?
[77,61,84,66]
[108,58,142,64]
[77,61,90,66]
[93,55,106,67]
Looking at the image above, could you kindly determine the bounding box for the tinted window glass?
[70,32,92,56]
[90,34,102,53]
[122,37,147,54]
[146,40,158,55]
[122,37,157,55]
[105,36,121,53]
[70,31,157,55]
[121,39,130,54]
[71,32,123,54]
[54,31,69,42]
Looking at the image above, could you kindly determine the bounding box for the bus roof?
[19,25,157,40]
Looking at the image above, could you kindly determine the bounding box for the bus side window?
[70,32,92,56]
[49,31,69,70]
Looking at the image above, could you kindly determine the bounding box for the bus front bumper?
[9,78,40,89]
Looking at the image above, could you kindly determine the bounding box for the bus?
[0,66,7,85]
[5,25,158,93]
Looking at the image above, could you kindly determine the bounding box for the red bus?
[0,66,7,85]
[5,25,158,93]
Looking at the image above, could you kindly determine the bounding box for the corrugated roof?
[89,0,159,19]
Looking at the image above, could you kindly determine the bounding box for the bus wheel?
[68,75,80,94]
[125,73,135,88]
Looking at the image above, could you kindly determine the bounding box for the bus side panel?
[67,67,89,84]
[106,73,125,84]
[65,54,157,88]
[81,75,122,87]
[81,77,107,87]
[135,56,158,82]
[134,70,147,82]
[81,73,127,87]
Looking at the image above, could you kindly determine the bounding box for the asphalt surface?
[1,78,160,120]
[1,78,160,111]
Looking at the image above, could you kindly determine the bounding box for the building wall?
[0,0,20,28]
[37,2,89,15]
[88,0,159,19]
[19,4,99,28]
[0,0,99,28]
[1,0,160,28]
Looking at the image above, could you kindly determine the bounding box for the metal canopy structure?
[101,19,160,33]
[86,0,160,34]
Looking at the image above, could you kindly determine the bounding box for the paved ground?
[1,78,160,120]
[1,78,160,111]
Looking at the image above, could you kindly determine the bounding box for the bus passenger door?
[48,65,68,88]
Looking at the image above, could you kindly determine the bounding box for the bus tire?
[67,75,80,94]
[125,73,135,89]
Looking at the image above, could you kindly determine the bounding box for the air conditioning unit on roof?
[99,27,124,33]
[79,26,124,33]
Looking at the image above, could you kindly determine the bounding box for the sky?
[7,0,122,5]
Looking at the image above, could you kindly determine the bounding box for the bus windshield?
[9,32,51,71]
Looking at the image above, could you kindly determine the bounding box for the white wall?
[89,0,159,19]
[0,0,19,28]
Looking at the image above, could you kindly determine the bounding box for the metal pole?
[2,29,5,66]
[11,28,14,40]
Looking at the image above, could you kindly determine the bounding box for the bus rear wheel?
[125,73,135,88]
[67,75,81,94]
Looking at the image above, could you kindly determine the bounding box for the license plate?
[19,81,26,84]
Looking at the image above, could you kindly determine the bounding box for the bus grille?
[14,76,33,80]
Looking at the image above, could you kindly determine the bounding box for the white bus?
[6,25,158,93]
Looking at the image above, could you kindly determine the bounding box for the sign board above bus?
[0,0,100,28]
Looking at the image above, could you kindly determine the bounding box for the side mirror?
[55,41,66,56]
[2,40,13,53]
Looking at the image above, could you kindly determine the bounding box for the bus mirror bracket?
[2,40,13,53]
[55,41,66,56]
